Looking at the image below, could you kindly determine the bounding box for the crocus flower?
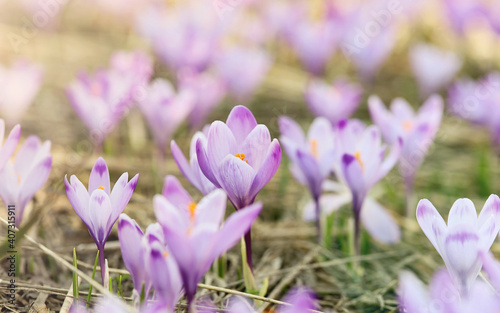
[196,105,281,269]
[409,43,462,97]
[368,95,443,214]
[304,78,362,125]
[0,59,43,126]
[0,135,51,227]
[448,73,500,147]
[171,131,217,196]
[416,195,500,294]
[137,78,195,155]
[398,269,499,313]
[0,120,21,171]
[214,47,271,102]
[337,119,401,252]
[178,70,226,130]
[65,157,139,285]
[279,116,335,241]
[442,0,486,35]
[154,175,262,311]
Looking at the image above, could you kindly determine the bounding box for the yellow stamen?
[163,251,169,259]
[402,120,413,132]
[90,82,102,97]
[310,139,319,159]
[235,153,249,164]
[186,201,197,235]
[17,173,22,185]
[354,151,365,172]
[98,186,105,190]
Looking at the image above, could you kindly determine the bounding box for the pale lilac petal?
[398,271,430,313]
[295,150,322,199]
[88,189,113,246]
[215,202,262,255]
[477,194,500,249]
[117,214,146,292]
[18,156,52,213]
[447,198,478,228]
[241,125,271,169]
[279,288,318,313]
[341,154,366,200]
[162,175,193,210]
[248,140,281,201]
[217,155,256,209]
[278,116,306,146]
[0,124,21,170]
[390,98,415,120]
[361,197,401,244]
[228,297,256,313]
[89,157,111,195]
[171,140,197,188]
[154,194,189,235]
[226,105,257,143]
[13,135,40,176]
[479,251,500,292]
[207,121,237,169]
[377,137,402,183]
[368,96,398,144]
[109,173,138,223]
[196,138,220,188]
[65,175,90,226]
[195,189,227,227]
[416,199,447,254]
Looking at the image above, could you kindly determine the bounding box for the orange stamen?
[310,139,318,159]
[402,120,413,132]
[98,186,105,190]
[17,173,22,185]
[187,201,197,235]
[354,151,365,172]
[163,251,169,259]
[235,153,249,164]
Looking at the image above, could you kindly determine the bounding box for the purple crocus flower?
[214,47,271,102]
[65,157,139,285]
[409,44,462,97]
[196,105,281,270]
[178,70,226,130]
[171,131,217,196]
[0,135,51,227]
[305,78,362,125]
[416,195,500,294]
[137,78,195,155]
[336,119,401,252]
[279,116,335,241]
[0,59,43,126]
[368,95,443,214]
[154,175,262,311]
[448,73,500,147]
[442,0,486,35]
[279,288,319,313]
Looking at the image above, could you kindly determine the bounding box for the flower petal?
[89,157,111,195]
[361,197,401,244]
[295,150,322,199]
[109,173,138,223]
[171,140,197,189]
[278,116,306,146]
[19,156,52,214]
[248,139,281,201]
[65,175,90,227]
[477,194,500,249]
[241,125,271,170]
[447,198,478,228]
[196,137,220,188]
[207,121,237,169]
[0,124,20,170]
[162,175,192,211]
[341,154,366,202]
[302,192,352,221]
[218,155,256,209]
[154,194,189,235]
[117,214,146,292]
[195,189,227,227]
[397,271,430,313]
[88,189,113,246]
[226,105,257,143]
[416,199,447,255]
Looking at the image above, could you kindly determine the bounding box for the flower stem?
[314,196,321,244]
[244,230,253,272]
[98,246,106,286]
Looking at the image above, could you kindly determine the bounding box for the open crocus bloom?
[0,59,43,126]
[171,131,217,196]
[416,195,500,294]
[410,43,462,97]
[368,95,443,195]
[154,175,262,308]
[336,119,401,249]
[398,268,500,313]
[178,70,226,130]
[196,105,281,210]
[137,78,195,154]
[0,135,52,227]
[304,79,362,125]
[65,157,139,284]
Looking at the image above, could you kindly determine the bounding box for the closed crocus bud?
[416,195,500,295]
[65,157,138,285]
[0,135,52,227]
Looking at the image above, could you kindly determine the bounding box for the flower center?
[17,173,22,185]
[310,139,319,159]
[163,251,169,259]
[90,82,102,97]
[187,201,197,235]
[354,151,365,172]
[235,153,249,164]
[402,120,413,132]
[98,186,105,190]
